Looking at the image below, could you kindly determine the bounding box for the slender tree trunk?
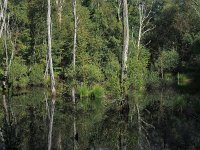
[0,0,8,38]
[56,0,63,27]
[47,0,56,95]
[117,0,122,21]
[137,3,143,60]
[1,0,8,91]
[73,0,77,72]
[72,0,77,104]
[8,30,17,72]
[137,1,154,60]
[121,0,129,93]
[3,21,8,91]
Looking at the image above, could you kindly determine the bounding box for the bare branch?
[142,25,156,36]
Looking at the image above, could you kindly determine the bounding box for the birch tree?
[0,0,8,38]
[121,0,129,92]
[1,0,8,91]
[72,0,77,104]
[47,0,56,95]
[116,0,122,21]
[137,1,155,60]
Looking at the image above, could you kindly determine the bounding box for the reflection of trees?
[117,126,127,150]
[129,91,154,150]
[2,92,19,149]
[1,88,198,149]
[135,102,153,150]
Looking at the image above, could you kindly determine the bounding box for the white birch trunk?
[121,0,129,84]
[47,0,56,95]
[0,0,8,38]
[137,1,155,60]
[117,0,122,21]
[72,0,77,104]
[137,3,143,60]
[2,20,8,90]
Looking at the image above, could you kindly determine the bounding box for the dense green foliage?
[0,0,199,98]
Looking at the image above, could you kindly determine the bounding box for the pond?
[0,87,200,150]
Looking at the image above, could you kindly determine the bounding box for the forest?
[0,0,200,149]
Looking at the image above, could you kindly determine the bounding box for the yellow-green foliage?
[78,85,90,98]
[91,85,105,99]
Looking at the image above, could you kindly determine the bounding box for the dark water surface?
[0,88,200,150]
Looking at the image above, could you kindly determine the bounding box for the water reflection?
[45,93,55,150]
[0,88,199,149]
[1,92,19,150]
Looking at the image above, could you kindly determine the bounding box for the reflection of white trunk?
[136,103,143,149]
[47,0,56,95]
[2,94,9,124]
[121,0,129,83]
[73,115,77,150]
[73,103,78,150]
[118,129,127,150]
[136,102,152,149]
[57,130,62,150]
[46,95,55,150]
[158,88,164,122]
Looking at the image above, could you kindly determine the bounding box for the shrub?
[146,71,160,88]
[10,57,29,87]
[104,52,121,97]
[77,64,104,85]
[91,85,104,99]
[128,46,150,90]
[29,64,44,85]
[156,50,179,76]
